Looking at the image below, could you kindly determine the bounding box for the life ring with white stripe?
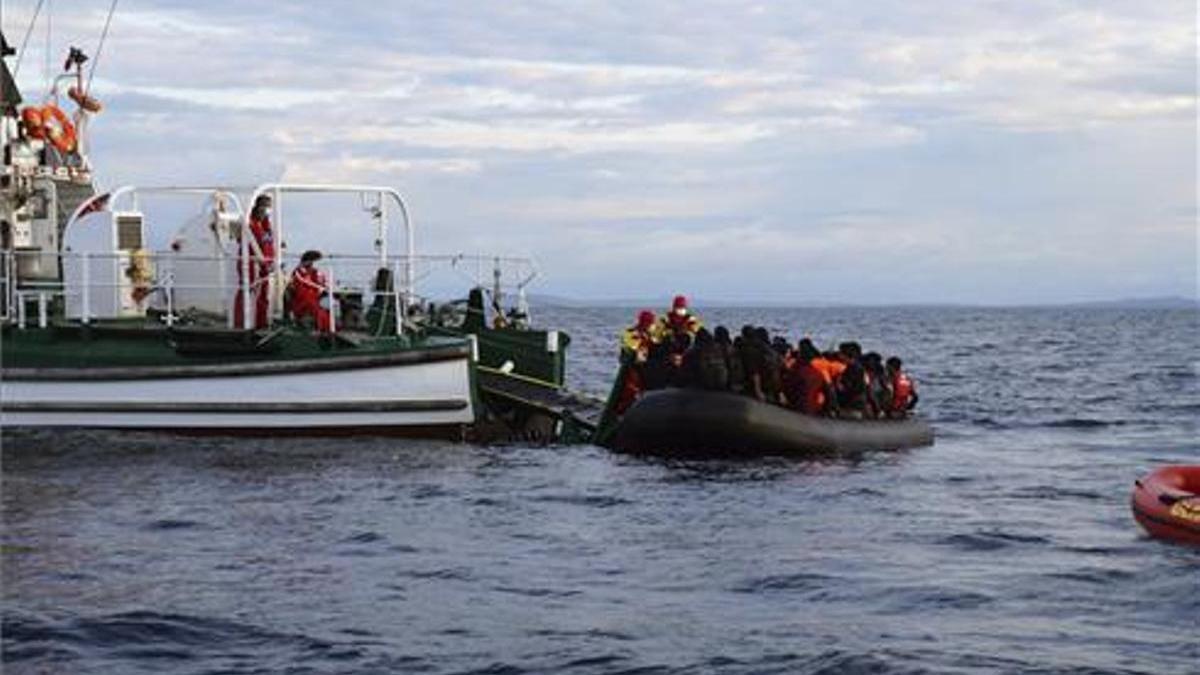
[40,104,78,154]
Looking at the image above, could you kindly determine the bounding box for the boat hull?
[610,388,934,457]
[1,348,476,432]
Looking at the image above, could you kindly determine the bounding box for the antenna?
[86,0,118,93]
[11,0,46,78]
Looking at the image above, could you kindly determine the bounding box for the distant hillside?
[1048,296,1200,310]
[527,293,1200,310]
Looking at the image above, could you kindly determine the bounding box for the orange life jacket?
[891,371,914,411]
[811,357,845,385]
[794,362,828,414]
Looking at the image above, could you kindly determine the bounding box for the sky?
[3,1,1197,304]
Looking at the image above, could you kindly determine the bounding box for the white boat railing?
[0,249,540,334]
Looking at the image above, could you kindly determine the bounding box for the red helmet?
[671,294,688,315]
[637,310,655,329]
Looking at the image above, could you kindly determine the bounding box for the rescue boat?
[1130,465,1200,546]
[0,34,575,437]
[597,387,934,457]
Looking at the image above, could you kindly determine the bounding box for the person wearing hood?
[683,327,729,391]
[714,326,744,394]
[615,309,660,414]
[620,309,659,365]
[656,294,702,345]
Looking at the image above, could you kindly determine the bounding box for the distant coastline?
[528,294,1200,310]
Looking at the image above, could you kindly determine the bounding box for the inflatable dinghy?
[608,388,934,457]
[1131,465,1200,546]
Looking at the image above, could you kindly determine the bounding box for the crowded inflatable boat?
[595,296,935,456]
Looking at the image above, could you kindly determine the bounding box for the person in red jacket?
[233,194,276,329]
[287,250,331,332]
[785,338,837,416]
[886,356,919,417]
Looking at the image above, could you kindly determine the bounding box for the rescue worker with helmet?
[287,250,331,333]
[615,309,660,415]
[656,294,702,344]
[233,194,276,329]
[654,294,703,381]
[621,310,659,365]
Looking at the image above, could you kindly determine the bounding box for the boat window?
[116,215,143,249]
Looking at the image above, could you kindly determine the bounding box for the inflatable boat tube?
[1131,465,1200,546]
[609,388,934,457]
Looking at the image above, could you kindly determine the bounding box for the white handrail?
[4,246,542,334]
[80,252,90,324]
[326,265,337,335]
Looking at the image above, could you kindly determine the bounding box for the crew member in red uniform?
[886,356,919,417]
[234,194,276,329]
[287,250,331,332]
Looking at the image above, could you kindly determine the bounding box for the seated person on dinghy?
[739,326,783,405]
[682,328,729,391]
[885,357,919,418]
[862,352,889,418]
[783,338,836,416]
[714,326,744,395]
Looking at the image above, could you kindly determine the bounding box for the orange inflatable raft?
[1131,465,1200,546]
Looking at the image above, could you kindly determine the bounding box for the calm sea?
[3,306,1198,674]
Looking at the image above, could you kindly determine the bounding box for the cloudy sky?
[4,1,1196,303]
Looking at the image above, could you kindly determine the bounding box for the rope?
[85,0,117,93]
[12,0,46,78]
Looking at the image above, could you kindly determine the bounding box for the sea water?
[3,307,1198,674]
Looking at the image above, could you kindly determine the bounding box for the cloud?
[4,0,1194,302]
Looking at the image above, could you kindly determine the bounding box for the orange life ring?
[20,107,46,139]
[68,86,103,113]
[40,104,77,154]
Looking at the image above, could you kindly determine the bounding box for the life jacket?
[811,357,844,385]
[793,361,828,415]
[621,326,655,361]
[891,371,914,412]
[657,313,701,344]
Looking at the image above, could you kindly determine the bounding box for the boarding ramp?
[476,366,606,443]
